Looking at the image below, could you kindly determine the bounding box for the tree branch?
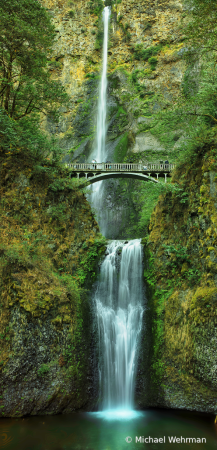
[184,113,217,123]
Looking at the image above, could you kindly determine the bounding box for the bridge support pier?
[164,173,167,183]
[148,173,151,177]
[77,173,79,179]
[156,173,159,180]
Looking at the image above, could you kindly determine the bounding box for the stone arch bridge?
[66,162,175,186]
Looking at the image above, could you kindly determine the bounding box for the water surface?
[0,409,216,450]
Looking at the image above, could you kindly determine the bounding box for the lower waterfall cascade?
[93,239,144,418]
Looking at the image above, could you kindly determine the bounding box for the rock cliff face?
[39,0,186,238]
[136,150,217,414]
[41,0,185,157]
[0,148,106,417]
[2,0,216,418]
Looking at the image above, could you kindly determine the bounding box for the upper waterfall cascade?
[96,6,110,163]
[88,6,110,236]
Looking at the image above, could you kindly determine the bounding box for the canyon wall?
[40,0,186,238]
[136,150,217,414]
[2,0,216,417]
[0,148,105,417]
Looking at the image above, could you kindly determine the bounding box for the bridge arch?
[67,162,175,186]
[73,171,158,186]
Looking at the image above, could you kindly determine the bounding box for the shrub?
[88,0,103,15]
[68,10,75,18]
[125,31,131,42]
[148,56,158,70]
[37,364,50,377]
[95,29,104,50]
[133,44,162,61]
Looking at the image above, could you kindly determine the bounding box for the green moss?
[144,147,217,404]
[133,44,162,61]
[113,132,128,163]
[37,364,50,377]
[68,10,75,18]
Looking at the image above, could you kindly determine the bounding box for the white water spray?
[96,6,110,162]
[89,7,110,235]
[95,240,144,414]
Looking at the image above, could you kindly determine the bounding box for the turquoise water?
[0,409,216,450]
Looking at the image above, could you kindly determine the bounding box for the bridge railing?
[66,163,176,172]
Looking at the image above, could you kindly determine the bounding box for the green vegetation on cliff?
[0,136,106,416]
[152,0,217,162]
[0,0,68,121]
[138,0,217,412]
[0,0,106,417]
[142,148,217,411]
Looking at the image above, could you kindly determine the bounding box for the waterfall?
[94,240,144,414]
[89,6,110,236]
[88,9,144,418]
[96,6,110,163]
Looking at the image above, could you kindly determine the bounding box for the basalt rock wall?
[0,148,106,417]
[40,0,187,238]
[135,149,217,414]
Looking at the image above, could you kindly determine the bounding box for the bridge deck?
[66,162,175,173]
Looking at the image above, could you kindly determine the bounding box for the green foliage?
[88,0,104,16]
[116,106,126,118]
[0,0,68,120]
[68,10,75,18]
[131,70,139,84]
[37,364,50,377]
[150,0,217,164]
[84,73,96,79]
[118,20,131,42]
[47,204,68,222]
[127,175,181,235]
[148,56,158,70]
[113,132,128,162]
[75,236,107,285]
[183,0,217,52]
[131,70,153,97]
[162,244,190,270]
[95,29,104,50]
[125,31,131,42]
[176,189,189,204]
[133,44,162,61]
[0,107,62,161]
[144,248,173,382]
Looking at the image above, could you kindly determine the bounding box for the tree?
[0,0,68,120]
[150,0,217,162]
[184,0,217,52]
[88,0,104,15]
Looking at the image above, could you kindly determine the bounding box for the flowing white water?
[95,6,110,163]
[94,240,144,415]
[89,7,110,236]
